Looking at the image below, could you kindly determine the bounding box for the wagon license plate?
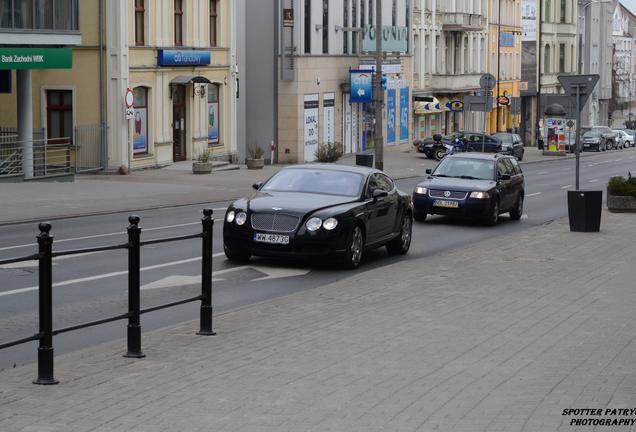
[432,199,459,209]
[253,233,290,244]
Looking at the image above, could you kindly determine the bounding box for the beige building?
[277,0,413,164]
[0,0,237,178]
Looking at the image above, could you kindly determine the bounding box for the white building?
[412,0,488,140]
[611,2,636,125]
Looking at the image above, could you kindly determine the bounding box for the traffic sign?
[557,74,600,110]
[350,70,373,103]
[497,96,510,106]
[125,107,135,120]
[480,73,497,90]
[125,88,134,108]
[566,120,575,128]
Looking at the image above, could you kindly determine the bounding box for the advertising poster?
[323,93,335,145]
[399,88,409,142]
[387,89,396,145]
[133,108,147,154]
[521,0,537,42]
[304,94,319,162]
[208,102,219,142]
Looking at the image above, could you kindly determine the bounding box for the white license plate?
[253,233,290,244]
[584,144,590,147]
[433,199,459,208]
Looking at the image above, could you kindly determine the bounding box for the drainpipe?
[99,0,106,169]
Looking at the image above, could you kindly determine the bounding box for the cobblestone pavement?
[1,211,636,432]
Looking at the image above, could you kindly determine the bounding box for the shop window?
[174,0,183,46]
[207,83,220,145]
[210,0,218,47]
[135,0,145,46]
[133,87,149,155]
[46,90,73,144]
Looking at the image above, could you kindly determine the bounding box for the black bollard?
[197,209,216,335]
[124,215,145,358]
[33,222,58,385]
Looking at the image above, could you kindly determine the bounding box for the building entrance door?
[172,85,187,161]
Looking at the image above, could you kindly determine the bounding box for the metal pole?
[124,215,145,358]
[575,85,582,190]
[374,0,383,170]
[536,0,542,149]
[482,90,487,152]
[33,223,58,385]
[197,209,216,336]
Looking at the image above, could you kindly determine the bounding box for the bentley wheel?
[387,213,412,255]
[342,225,364,269]
[224,245,251,263]
[509,195,524,221]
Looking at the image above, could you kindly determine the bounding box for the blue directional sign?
[157,49,211,66]
[350,70,373,103]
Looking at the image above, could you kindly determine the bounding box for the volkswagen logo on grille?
[444,191,452,198]
[272,207,283,211]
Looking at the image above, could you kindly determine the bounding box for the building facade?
[578,0,615,127]
[0,0,237,177]
[412,0,488,140]
[275,0,413,164]
[611,2,636,126]
[488,0,522,133]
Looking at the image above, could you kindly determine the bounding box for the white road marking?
[589,179,599,183]
[526,192,542,197]
[0,251,102,270]
[560,185,573,190]
[0,252,226,298]
[537,171,548,175]
[521,214,529,220]
[0,216,225,252]
[251,265,311,281]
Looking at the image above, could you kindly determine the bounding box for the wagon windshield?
[262,169,364,197]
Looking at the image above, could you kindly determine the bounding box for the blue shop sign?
[157,49,211,66]
[499,32,515,47]
[350,70,373,103]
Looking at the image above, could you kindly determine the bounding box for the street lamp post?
[374,0,384,171]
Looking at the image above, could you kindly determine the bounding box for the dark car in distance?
[412,153,525,226]
[223,165,414,269]
[491,133,525,160]
[415,131,501,157]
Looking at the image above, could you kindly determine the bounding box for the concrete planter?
[192,162,213,174]
[246,158,264,170]
[607,193,636,212]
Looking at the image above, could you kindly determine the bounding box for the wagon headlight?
[415,186,428,195]
[323,218,338,230]
[226,210,236,223]
[235,212,247,225]
[306,217,322,232]
[470,191,490,199]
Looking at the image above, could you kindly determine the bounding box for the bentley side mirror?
[252,182,263,190]
[498,173,511,181]
[372,189,388,200]
[425,169,432,175]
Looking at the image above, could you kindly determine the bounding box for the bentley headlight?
[235,212,247,225]
[415,186,428,195]
[470,191,489,199]
[306,217,322,232]
[226,210,236,223]
[323,218,338,230]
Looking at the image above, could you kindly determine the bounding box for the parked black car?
[416,131,501,157]
[491,133,525,160]
[223,165,413,269]
[580,126,616,152]
[412,153,525,226]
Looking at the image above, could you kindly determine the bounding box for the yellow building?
[0,0,236,177]
[487,0,522,134]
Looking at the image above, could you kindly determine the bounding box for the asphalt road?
[1,149,635,369]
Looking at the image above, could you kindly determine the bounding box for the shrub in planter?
[246,145,265,169]
[192,151,212,174]
[315,142,343,163]
[607,174,636,212]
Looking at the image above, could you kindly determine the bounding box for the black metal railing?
[0,209,216,385]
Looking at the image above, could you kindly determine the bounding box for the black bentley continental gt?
[223,164,413,268]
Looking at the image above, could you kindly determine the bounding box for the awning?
[170,75,212,85]
[414,97,442,115]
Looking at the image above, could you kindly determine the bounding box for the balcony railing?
[0,0,79,33]
[441,13,486,32]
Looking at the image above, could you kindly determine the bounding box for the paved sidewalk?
[0,146,627,225]
[2,211,636,431]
